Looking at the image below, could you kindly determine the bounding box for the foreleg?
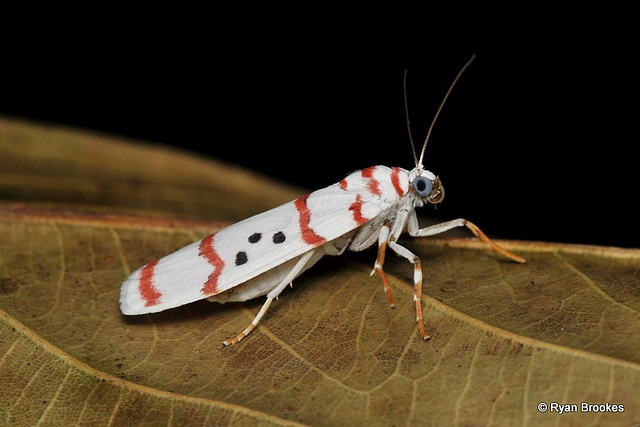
[407,214,525,263]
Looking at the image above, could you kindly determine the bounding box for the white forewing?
[120,165,410,315]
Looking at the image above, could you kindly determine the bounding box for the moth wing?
[120,168,402,315]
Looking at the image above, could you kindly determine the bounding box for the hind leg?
[222,249,317,346]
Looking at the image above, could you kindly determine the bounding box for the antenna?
[407,54,476,169]
[403,69,419,168]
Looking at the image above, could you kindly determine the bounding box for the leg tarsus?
[222,324,254,347]
[465,220,526,263]
[416,306,431,340]
[222,297,274,346]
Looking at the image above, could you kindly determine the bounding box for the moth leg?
[370,220,396,308]
[222,250,316,347]
[222,298,274,347]
[386,241,430,340]
[407,214,525,263]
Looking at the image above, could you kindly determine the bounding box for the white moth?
[120,55,525,346]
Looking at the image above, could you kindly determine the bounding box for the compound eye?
[412,176,433,198]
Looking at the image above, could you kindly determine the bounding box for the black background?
[1,17,637,248]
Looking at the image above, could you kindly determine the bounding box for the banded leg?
[407,215,525,263]
[386,241,430,340]
[370,220,396,308]
[222,249,317,346]
[371,219,431,338]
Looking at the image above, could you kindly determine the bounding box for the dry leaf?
[1,118,639,426]
[0,116,303,219]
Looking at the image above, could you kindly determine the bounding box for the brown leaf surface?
[1,118,640,426]
[0,116,303,219]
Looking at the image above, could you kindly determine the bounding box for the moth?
[120,55,525,346]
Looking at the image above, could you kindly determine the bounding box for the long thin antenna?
[417,54,476,168]
[403,69,419,168]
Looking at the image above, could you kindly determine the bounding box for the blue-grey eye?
[412,176,433,198]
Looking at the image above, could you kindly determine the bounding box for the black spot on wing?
[235,231,287,268]
[235,251,248,266]
[272,231,286,244]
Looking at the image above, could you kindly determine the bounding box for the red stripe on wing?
[294,195,327,246]
[391,167,406,196]
[361,166,382,196]
[349,194,368,226]
[139,260,162,307]
[199,234,226,295]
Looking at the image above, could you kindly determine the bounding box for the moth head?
[410,169,444,205]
